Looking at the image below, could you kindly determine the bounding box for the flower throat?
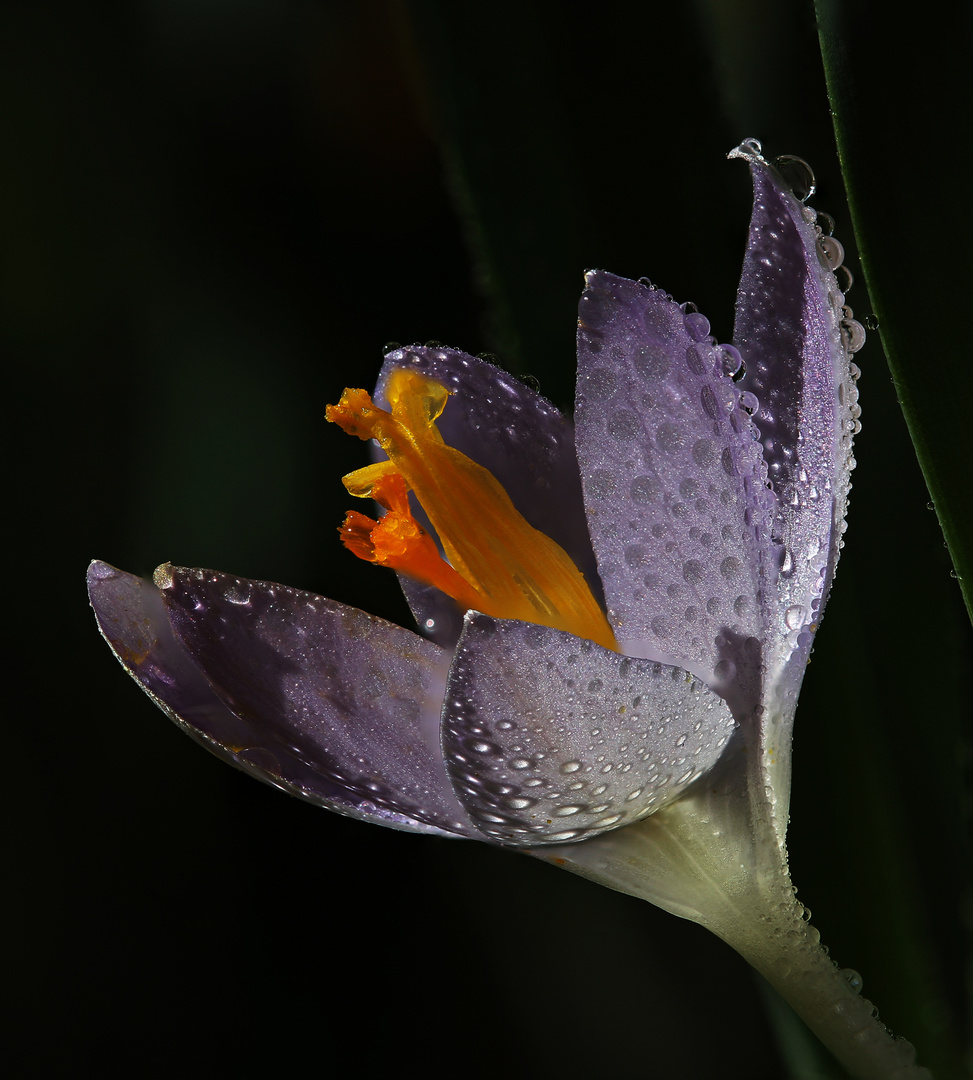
[326,367,617,651]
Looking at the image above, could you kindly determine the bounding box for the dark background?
[9,2,970,1077]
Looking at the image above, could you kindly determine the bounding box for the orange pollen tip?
[325,389,384,442]
[338,510,381,561]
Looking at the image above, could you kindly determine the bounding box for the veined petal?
[87,561,463,835]
[90,559,476,838]
[731,141,861,679]
[575,272,774,712]
[377,346,602,643]
[441,613,736,846]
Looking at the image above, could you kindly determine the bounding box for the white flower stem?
[712,894,931,1080]
[544,796,932,1076]
[545,749,932,1077]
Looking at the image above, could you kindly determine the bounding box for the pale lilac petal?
[106,560,479,837]
[377,346,602,644]
[574,271,774,702]
[731,142,861,675]
[88,561,465,835]
[440,613,737,846]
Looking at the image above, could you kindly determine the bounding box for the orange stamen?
[336,472,485,612]
[326,368,617,651]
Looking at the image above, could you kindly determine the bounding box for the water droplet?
[713,658,736,682]
[841,969,863,994]
[739,390,759,414]
[835,265,855,293]
[729,137,763,161]
[720,344,744,377]
[462,738,496,756]
[720,556,742,581]
[682,559,704,586]
[683,311,711,341]
[773,155,816,201]
[382,341,402,355]
[841,319,866,353]
[785,605,804,630]
[864,313,880,331]
[560,760,583,774]
[818,235,845,269]
[816,211,835,236]
[224,582,252,605]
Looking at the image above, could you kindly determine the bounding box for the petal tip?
[87,559,120,588]
[727,137,765,164]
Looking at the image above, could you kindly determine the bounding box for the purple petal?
[377,346,602,644]
[574,271,774,698]
[440,613,737,846]
[88,560,474,838]
[731,142,861,670]
[88,560,444,833]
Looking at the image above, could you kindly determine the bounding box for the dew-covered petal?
[575,271,773,697]
[88,561,466,835]
[730,141,861,673]
[441,613,737,846]
[141,562,477,837]
[377,346,601,645]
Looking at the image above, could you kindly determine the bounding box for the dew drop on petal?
[841,969,864,994]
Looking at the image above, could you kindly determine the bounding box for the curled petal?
[575,271,774,706]
[89,560,475,837]
[441,613,737,846]
[731,142,861,673]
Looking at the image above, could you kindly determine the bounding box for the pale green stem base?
[711,891,931,1080]
[540,758,933,1078]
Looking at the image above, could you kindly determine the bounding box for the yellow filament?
[326,368,617,651]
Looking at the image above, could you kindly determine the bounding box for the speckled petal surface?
[88,561,465,835]
[441,613,736,846]
[157,563,480,837]
[731,143,861,676]
[574,271,773,697]
[377,346,601,644]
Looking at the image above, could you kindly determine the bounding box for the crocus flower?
[88,141,928,1078]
